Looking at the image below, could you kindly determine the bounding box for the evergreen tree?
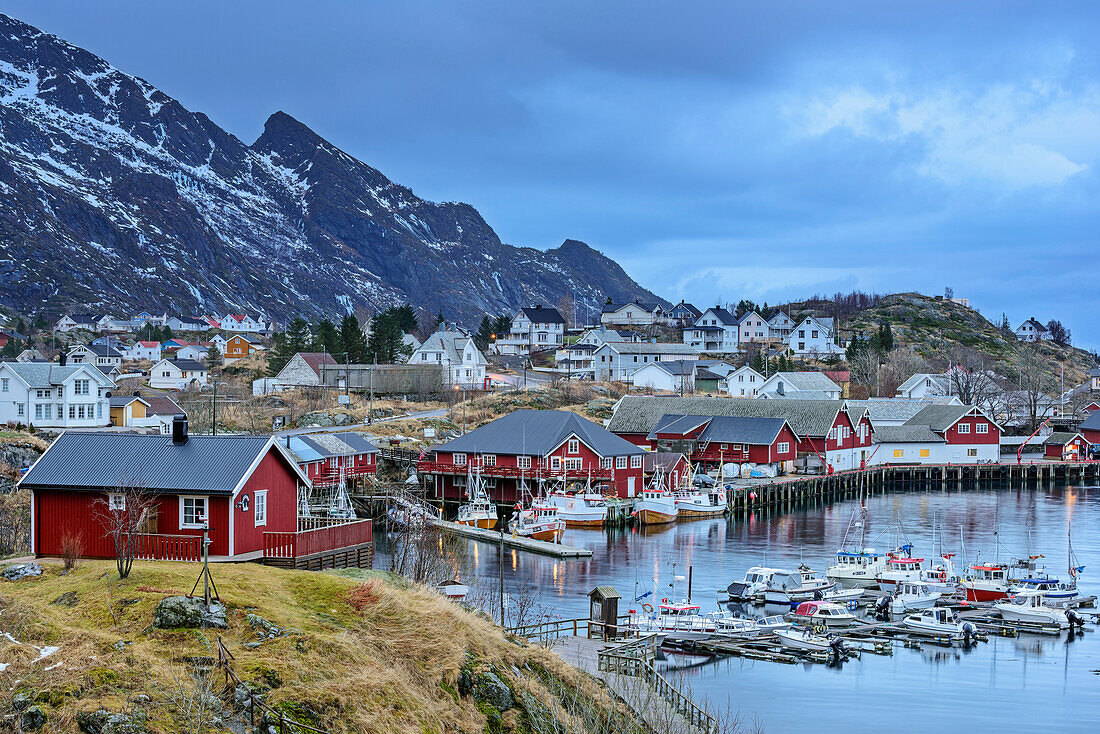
[475,316,494,351]
[605,296,613,305]
[33,315,47,331]
[392,304,419,334]
[845,334,863,364]
[751,351,766,376]
[206,344,223,368]
[339,314,368,363]
[493,314,512,336]
[312,318,341,355]
[434,310,445,330]
[14,318,25,335]
[1000,313,1011,331]
[268,317,309,373]
[366,311,405,363]
[881,323,894,352]
[161,326,174,340]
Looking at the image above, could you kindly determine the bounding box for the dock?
[432,519,593,558]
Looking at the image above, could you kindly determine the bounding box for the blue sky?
[7,2,1100,348]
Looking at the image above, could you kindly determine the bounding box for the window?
[844,426,851,438]
[550,456,562,470]
[976,423,988,434]
[720,443,728,450]
[777,442,790,453]
[0,378,7,392]
[16,403,24,417]
[968,448,978,457]
[481,454,496,466]
[254,490,267,526]
[600,457,613,469]
[920,449,930,458]
[108,493,126,511]
[453,453,467,465]
[894,449,904,458]
[615,456,627,469]
[34,404,42,420]
[96,402,102,419]
[630,455,642,468]
[517,456,531,470]
[74,379,89,395]
[453,475,467,488]
[957,423,970,434]
[799,330,805,338]
[564,457,582,470]
[35,389,49,399]
[43,405,51,419]
[568,438,579,454]
[181,497,208,528]
[811,331,819,339]
[69,405,76,419]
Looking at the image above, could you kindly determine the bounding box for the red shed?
[283,432,379,487]
[21,420,310,559]
[647,413,798,472]
[1043,432,1090,461]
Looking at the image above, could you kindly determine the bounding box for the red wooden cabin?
[282,432,379,488]
[646,414,798,473]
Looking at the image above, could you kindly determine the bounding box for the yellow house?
[109,395,149,427]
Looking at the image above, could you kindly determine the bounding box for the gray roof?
[648,414,790,444]
[1,362,111,388]
[297,432,379,458]
[763,390,838,401]
[601,342,700,355]
[108,395,149,408]
[609,395,842,438]
[19,433,292,495]
[168,359,207,371]
[904,404,973,432]
[648,360,701,376]
[415,329,486,366]
[520,307,566,324]
[1090,367,1100,378]
[845,398,959,423]
[766,372,840,392]
[435,409,644,457]
[1043,432,1083,445]
[872,425,946,443]
[895,373,948,395]
[603,300,661,313]
[75,344,123,358]
[1079,411,1100,432]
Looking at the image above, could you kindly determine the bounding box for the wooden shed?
[588,586,622,640]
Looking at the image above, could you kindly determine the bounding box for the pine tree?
[366,311,405,364]
[33,315,47,331]
[751,351,766,376]
[881,323,894,352]
[339,314,368,363]
[845,334,863,363]
[312,318,341,355]
[161,326,174,340]
[475,316,494,351]
[493,314,512,336]
[0,338,19,358]
[267,317,310,373]
[14,318,25,335]
[206,344,223,368]
[393,304,419,334]
[1001,313,1011,331]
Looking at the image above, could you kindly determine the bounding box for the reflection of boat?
[775,627,833,652]
[455,470,498,529]
[508,503,565,543]
[673,486,727,518]
[901,608,975,639]
[633,488,679,525]
[435,579,470,600]
[790,601,857,627]
[889,581,942,614]
[994,590,1069,628]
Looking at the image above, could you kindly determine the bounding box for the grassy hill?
[0,561,631,733]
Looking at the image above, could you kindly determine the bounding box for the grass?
[0,560,623,733]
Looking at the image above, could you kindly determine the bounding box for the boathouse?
[419,409,646,500]
[1043,432,1091,461]
[868,404,1001,464]
[20,419,372,566]
[282,432,379,487]
[646,414,798,472]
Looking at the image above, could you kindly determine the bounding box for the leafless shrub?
[0,485,31,556]
[93,484,158,579]
[59,531,84,571]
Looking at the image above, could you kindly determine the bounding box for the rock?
[77,709,147,734]
[471,670,513,712]
[20,705,46,730]
[0,443,43,471]
[130,694,151,704]
[152,596,227,629]
[1,563,42,581]
[246,613,286,639]
[52,591,79,607]
[297,412,335,428]
[333,412,354,426]
[233,684,261,711]
[12,690,33,711]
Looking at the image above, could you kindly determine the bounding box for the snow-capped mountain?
[0,14,663,323]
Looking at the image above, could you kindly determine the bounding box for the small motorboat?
[763,566,835,604]
[824,588,865,606]
[627,600,723,641]
[508,503,565,543]
[889,581,942,615]
[721,567,786,603]
[901,608,978,640]
[994,590,1069,628]
[790,601,857,628]
[756,614,793,633]
[435,579,470,601]
[673,486,727,518]
[775,627,834,652]
[633,488,679,525]
[713,616,764,638]
[1008,576,1079,606]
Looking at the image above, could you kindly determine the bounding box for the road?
[275,407,448,436]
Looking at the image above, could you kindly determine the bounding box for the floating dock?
[432,519,593,558]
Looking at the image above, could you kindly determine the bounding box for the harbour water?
[381,482,1100,731]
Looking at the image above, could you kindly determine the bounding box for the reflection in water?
[380,484,1100,729]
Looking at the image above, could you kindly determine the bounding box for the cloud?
[794,80,1099,189]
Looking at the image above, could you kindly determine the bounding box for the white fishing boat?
[790,601,857,627]
[721,567,787,603]
[755,614,793,633]
[960,563,1010,602]
[901,608,977,639]
[775,627,834,652]
[824,588,865,606]
[826,507,889,587]
[673,486,727,518]
[919,554,961,595]
[994,590,1069,628]
[763,565,835,604]
[889,581,942,615]
[876,555,924,589]
[546,490,608,527]
[1008,576,1079,605]
[633,487,679,525]
[455,470,498,529]
[627,601,723,641]
[435,579,470,601]
[508,502,565,543]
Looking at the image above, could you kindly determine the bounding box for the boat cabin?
[793,601,849,618]
[657,601,702,616]
[885,557,924,572]
[834,548,884,568]
[970,565,1007,582]
[895,582,935,597]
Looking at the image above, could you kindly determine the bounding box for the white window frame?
[180,496,208,529]
[254,490,268,527]
[481,454,496,466]
[957,423,970,434]
[600,457,613,469]
[568,438,579,454]
[453,453,467,465]
[517,456,532,470]
[968,448,978,457]
[550,456,562,470]
[777,442,790,453]
[630,455,642,468]
[108,493,126,511]
[615,456,627,469]
[976,423,988,434]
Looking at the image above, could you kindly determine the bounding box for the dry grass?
[0,561,628,733]
[0,433,50,451]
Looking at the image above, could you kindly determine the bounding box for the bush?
[59,531,84,571]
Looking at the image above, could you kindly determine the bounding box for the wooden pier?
[432,519,593,558]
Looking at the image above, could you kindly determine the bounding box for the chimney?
[59,352,67,366]
[133,390,141,397]
[172,414,188,445]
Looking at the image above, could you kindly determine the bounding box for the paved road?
[275,407,448,436]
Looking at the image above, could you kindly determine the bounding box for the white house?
[767,312,795,341]
[67,344,124,369]
[403,333,422,354]
[268,352,338,391]
[122,341,161,361]
[1016,318,1050,342]
[219,314,267,333]
[682,308,739,352]
[176,343,214,362]
[556,326,637,372]
[894,373,949,400]
[592,342,701,382]
[149,358,209,390]
[54,314,112,332]
[495,306,566,356]
[788,317,844,356]
[720,365,765,397]
[0,362,113,428]
[869,404,1001,465]
[210,334,229,354]
[15,348,46,363]
[165,317,211,332]
[737,311,769,345]
[600,300,663,327]
[408,327,488,388]
[758,371,842,400]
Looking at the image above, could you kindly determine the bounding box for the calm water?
[381,484,1100,732]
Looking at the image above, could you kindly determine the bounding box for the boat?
[960,564,1010,602]
[824,588,865,606]
[901,608,976,639]
[876,555,924,589]
[546,490,608,527]
[755,614,793,633]
[763,565,835,604]
[633,487,679,525]
[1008,576,1079,605]
[919,554,961,595]
[435,579,470,601]
[627,601,723,641]
[790,601,857,628]
[889,581,942,615]
[721,567,788,603]
[994,590,1069,628]
[673,486,727,518]
[775,627,835,652]
[827,548,890,587]
[713,616,766,638]
[454,470,498,529]
[508,502,565,543]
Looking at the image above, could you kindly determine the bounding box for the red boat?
[960,564,1010,602]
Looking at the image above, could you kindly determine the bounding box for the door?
[627,477,636,498]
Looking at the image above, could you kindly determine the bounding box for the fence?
[507,616,633,643]
[135,533,202,562]
[216,637,329,733]
[262,518,373,560]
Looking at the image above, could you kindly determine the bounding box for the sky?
[5,1,1100,348]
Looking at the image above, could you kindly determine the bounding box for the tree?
[474,316,494,351]
[33,314,47,331]
[750,351,766,376]
[311,318,341,355]
[557,294,575,329]
[605,296,613,305]
[392,304,419,334]
[339,314,368,363]
[94,485,158,580]
[945,286,954,299]
[492,314,512,337]
[945,347,1000,412]
[1013,344,1053,431]
[879,349,930,397]
[267,317,309,373]
[1046,320,1070,346]
[1000,313,1011,332]
[366,310,406,364]
[205,344,223,368]
[0,338,19,358]
[877,323,894,354]
[847,343,880,394]
[14,318,25,335]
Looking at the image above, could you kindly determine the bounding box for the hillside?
[0,560,633,733]
[840,293,1094,386]
[0,14,663,324]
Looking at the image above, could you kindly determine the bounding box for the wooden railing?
[507,616,633,643]
[599,640,717,734]
[296,515,361,531]
[417,461,614,481]
[262,519,373,560]
[310,465,376,488]
[135,533,202,562]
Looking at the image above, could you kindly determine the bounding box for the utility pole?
[211,380,217,436]
[368,367,374,425]
[498,523,505,626]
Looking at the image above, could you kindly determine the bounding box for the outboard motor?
[828,636,848,662]
[1066,610,1086,631]
[874,595,891,620]
[961,621,977,646]
[813,589,824,601]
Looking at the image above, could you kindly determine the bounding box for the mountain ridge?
[0,13,664,323]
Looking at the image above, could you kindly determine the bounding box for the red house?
[283,432,379,487]
[20,419,372,565]
[1043,432,1090,460]
[905,405,1001,462]
[419,409,647,500]
[646,414,798,472]
[1079,411,1100,450]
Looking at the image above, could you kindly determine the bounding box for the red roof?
[824,370,850,383]
[299,352,338,376]
[138,341,160,348]
[228,314,245,322]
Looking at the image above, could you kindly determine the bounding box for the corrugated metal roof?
[1043,432,1083,445]
[767,372,840,392]
[1080,411,1100,432]
[700,416,788,444]
[905,405,972,432]
[19,433,278,495]
[436,409,644,457]
[846,398,959,423]
[873,426,946,443]
[609,396,841,438]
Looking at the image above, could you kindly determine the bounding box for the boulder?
[12,691,33,711]
[1,562,42,581]
[471,670,513,712]
[20,705,47,730]
[297,411,335,428]
[52,591,79,607]
[152,596,227,629]
[333,412,354,426]
[77,709,147,734]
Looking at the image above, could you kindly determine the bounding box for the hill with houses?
[0,14,661,325]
